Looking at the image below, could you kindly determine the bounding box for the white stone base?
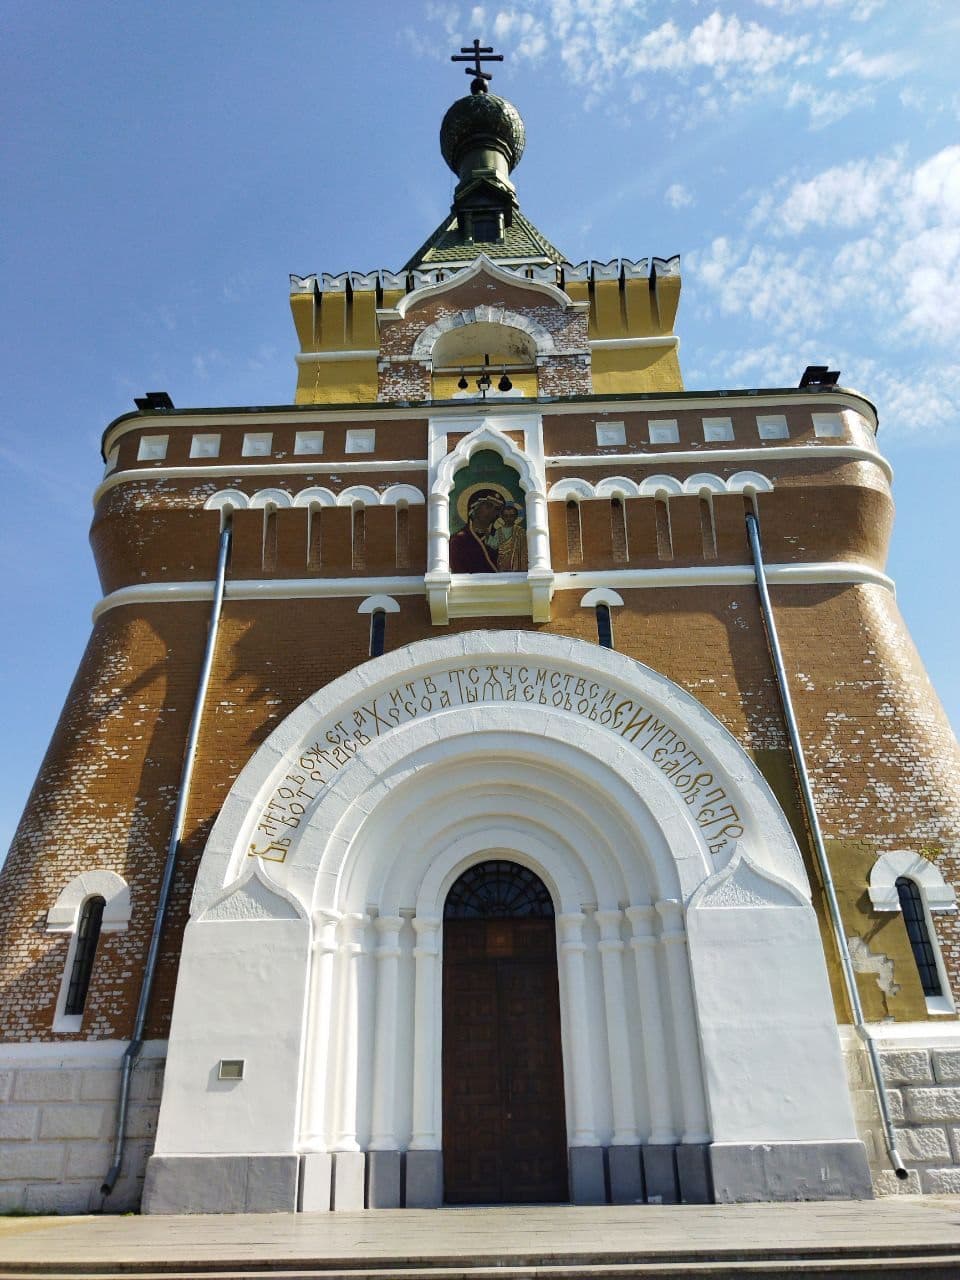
[0,1040,165,1214]
[842,1024,960,1196]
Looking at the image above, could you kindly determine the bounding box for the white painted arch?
[154,632,860,1207]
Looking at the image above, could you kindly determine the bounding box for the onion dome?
[440,90,526,179]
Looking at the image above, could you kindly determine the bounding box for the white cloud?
[829,48,904,80]
[665,182,693,209]
[687,144,960,434]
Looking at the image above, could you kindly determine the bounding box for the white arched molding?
[427,424,551,624]
[336,485,381,508]
[204,489,249,529]
[46,870,131,933]
[580,588,625,609]
[869,850,957,913]
[595,476,642,500]
[683,473,726,496]
[248,488,293,510]
[381,484,425,506]
[293,487,337,508]
[357,595,400,615]
[639,475,684,498]
[548,478,595,501]
[728,471,774,495]
[150,634,864,1215]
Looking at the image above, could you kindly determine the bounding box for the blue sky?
[2,0,958,856]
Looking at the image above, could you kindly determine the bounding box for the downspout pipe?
[745,510,907,1182]
[102,519,233,1196]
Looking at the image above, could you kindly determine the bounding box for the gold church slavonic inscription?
[248,664,744,862]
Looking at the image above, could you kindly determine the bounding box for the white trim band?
[91,561,895,619]
[589,336,679,350]
[547,443,892,482]
[295,350,380,364]
[94,460,429,505]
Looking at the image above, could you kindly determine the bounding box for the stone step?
[4,1248,960,1280]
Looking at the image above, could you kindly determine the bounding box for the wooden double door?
[442,917,568,1204]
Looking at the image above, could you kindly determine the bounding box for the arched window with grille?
[370,609,387,658]
[65,895,106,1017]
[896,877,943,998]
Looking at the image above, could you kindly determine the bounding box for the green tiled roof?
[404,208,566,270]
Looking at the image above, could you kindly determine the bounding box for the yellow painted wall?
[590,346,683,395]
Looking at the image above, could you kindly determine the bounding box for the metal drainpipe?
[102,519,233,1196]
[745,510,907,1181]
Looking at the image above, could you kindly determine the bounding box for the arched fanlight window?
[444,860,554,919]
[896,877,943,997]
[65,895,105,1016]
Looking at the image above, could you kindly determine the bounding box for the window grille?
[896,877,943,997]
[596,603,614,650]
[65,896,105,1016]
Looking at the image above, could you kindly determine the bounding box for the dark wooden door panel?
[443,918,567,1205]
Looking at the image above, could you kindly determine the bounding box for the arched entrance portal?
[442,861,567,1204]
[144,632,871,1215]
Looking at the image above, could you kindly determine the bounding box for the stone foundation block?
[893,1125,950,1161]
[299,1151,331,1212]
[905,1087,960,1124]
[933,1051,960,1084]
[79,1069,121,1102]
[0,1071,14,1102]
[642,1145,678,1204]
[13,1070,78,1103]
[921,1166,960,1195]
[331,1151,365,1211]
[709,1141,873,1202]
[881,1050,933,1085]
[65,1142,115,1179]
[677,1144,713,1204]
[405,1150,442,1208]
[607,1145,643,1204]
[874,1167,922,1196]
[0,1143,65,1180]
[38,1104,107,1140]
[142,1153,299,1214]
[366,1150,401,1208]
[0,1106,39,1140]
[569,1146,606,1204]
[24,1183,97,1215]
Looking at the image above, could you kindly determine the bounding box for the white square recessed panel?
[242,432,273,457]
[190,433,221,458]
[648,419,679,445]
[757,415,789,440]
[702,416,734,442]
[346,429,375,454]
[596,421,626,447]
[137,435,168,461]
[295,431,325,455]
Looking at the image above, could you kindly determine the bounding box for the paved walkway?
[2,1199,960,1275]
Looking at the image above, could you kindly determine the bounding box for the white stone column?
[300,909,340,1150]
[369,915,404,1151]
[331,913,369,1153]
[409,915,442,1150]
[595,909,639,1146]
[556,912,597,1146]
[524,490,552,574]
[427,492,450,575]
[626,905,677,1144]
[656,899,710,1144]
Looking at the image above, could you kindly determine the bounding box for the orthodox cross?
[452,39,503,92]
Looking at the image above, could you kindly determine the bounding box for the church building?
[2,47,960,1215]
